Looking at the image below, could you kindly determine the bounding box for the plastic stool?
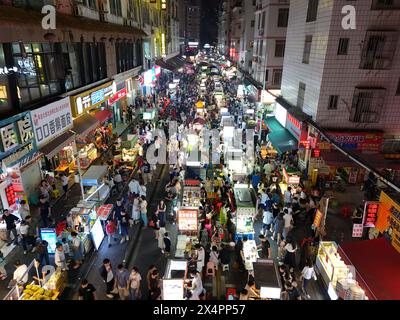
[222,264,229,272]
[206,261,216,277]
[52,189,60,199]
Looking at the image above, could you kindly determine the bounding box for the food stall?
[315,241,367,300]
[221,117,235,147]
[54,144,76,176]
[253,259,282,300]
[177,207,199,237]
[163,259,188,300]
[81,165,110,203]
[182,179,201,208]
[117,135,139,165]
[242,239,259,272]
[233,184,257,240]
[3,259,67,300]
[77,143,98,170]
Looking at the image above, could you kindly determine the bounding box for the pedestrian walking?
[105,219,117,247]
[119,211,131,243]
[139,195,148,228]
[129,267,142,300]
[0,209,19,246]
[115,264,130,300]
[99,259,115,299]
[71,231,84,269]
[78,279,96,300]
[301,259,317,299]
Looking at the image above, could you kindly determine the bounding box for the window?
[397,78,400,95]
[275,40,286,57]
[109,0,122,16]
[265,69,268,82]
[297,82,306,109]
[350,88,385,123]
[12,42,63,106]
[272,69,283,86]
[259,40,263,56]
[337,38,349,55]
[0,44,11,115]
[261,11,266,29]
[116,41,142,74]
[306,0,319,22]
[360,31,397,70]
[302,35,312,64]
[85,0,97,9]
[277,8,289,27]
[328,95,339,110]
[251,20,255,28]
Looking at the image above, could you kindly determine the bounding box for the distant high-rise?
[185,0,201,45]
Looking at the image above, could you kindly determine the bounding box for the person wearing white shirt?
[13,261,28,284]
[301,260,317,298]
[139,183,147,198]
[284,187,292,206]
[55,243,68,270]
[128,178,140,196]
[262,210,273,236]
[283,209,294,239]
[18,200,30,220]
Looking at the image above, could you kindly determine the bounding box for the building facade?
[251,0,289,90]
[280,0,400,140]
[185,0,201,45]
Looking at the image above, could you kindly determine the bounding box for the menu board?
[313,210,324,228]
[177,209,198,231]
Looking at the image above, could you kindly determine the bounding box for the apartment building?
[217,0,232,55]
[185,0,201,44]
[239,0,256,73]
[280,0,400,140]
[251,0,289,90]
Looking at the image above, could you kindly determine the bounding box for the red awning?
[339,238,400,300]
[94,109,113,123]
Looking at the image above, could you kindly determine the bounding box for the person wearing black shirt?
[257,235,271,259]
[39,195,51,228]
[1,210,19,246]
[78,279,96,300]
[219,244,231,266]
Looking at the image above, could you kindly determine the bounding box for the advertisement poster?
[40,228,57,254]
[313,210,324,228]
[177,209,198,231]
[90,218,105,250]
[363,201,379,228]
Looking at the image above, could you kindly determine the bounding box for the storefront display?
[315,241,368,300]
[182,184,201,208]
[143,109,156,120]
[242,239,259,271]
[78,143,97,170]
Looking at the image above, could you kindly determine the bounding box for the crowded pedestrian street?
[2,48,398,302]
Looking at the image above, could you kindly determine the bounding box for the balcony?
[371,0,400,10]
[349,87,386,123]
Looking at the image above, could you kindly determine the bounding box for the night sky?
[200,0,222,46]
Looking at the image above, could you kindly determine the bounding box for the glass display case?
[182,186,201,208]
[78,143,98,170]
[316,241,352,289]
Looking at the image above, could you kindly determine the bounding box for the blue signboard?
[40,228,58,254]
[90,89,105,105]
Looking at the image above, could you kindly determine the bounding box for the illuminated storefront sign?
[0,112,36,169]
[108,88,127,105]
[71,82,113,117]
[161,33,166,57]
[161,0,167,10]
[363,201,379,228]
[327,131,383,152]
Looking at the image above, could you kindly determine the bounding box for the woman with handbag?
[139,196,148,229]
[301,259,317,299]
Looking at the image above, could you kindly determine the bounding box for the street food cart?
[233,184,257,240]
[253,259,282,300]
[163,259,188,300]
[81,165,110,203]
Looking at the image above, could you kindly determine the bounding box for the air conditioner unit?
[360,112,379,123]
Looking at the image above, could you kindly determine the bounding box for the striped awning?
[73,113,100,138]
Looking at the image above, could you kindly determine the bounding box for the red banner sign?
[328,131,383,152]
[363,201,380,228]
[108,88,127,105]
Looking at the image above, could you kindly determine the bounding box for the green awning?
[265,117,298,154]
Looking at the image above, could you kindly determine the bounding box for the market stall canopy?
[155,58,175,72]
[72,113,100,137]
[339,238,400,300]
[166,55,186,70]
[266,117,297,154]
[93,109,113,124]
[40,131,76,159]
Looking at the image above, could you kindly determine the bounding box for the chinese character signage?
[313,210,324,228]
[177,209,198,231]
[285,113,302,141]
[327,131,383,152]
[30,97,73,147]
[0,112,36,169]
[352,223,363,238]
[108,88,127,106]
[363,201,379,228]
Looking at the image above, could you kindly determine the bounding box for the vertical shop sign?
[30,97,73,147]
[363,201,379,228]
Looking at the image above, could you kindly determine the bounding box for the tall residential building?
[238,0,256,73]
[229,1,244,63]
[251,0,289,90]
[185,0,201,45]
[280,0,400,141]
[217,0,232,55]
